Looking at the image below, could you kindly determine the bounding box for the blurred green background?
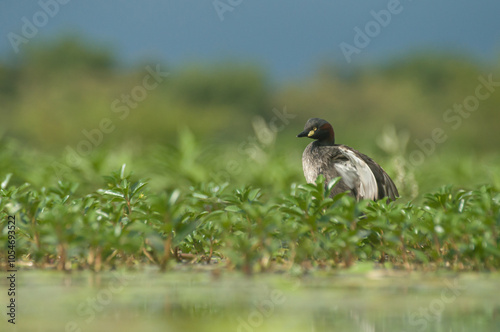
[1,36,499,200]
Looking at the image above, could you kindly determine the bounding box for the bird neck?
[318,123,335,145]
[316,139,335,146]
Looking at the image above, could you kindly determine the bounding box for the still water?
[1,267,499,332]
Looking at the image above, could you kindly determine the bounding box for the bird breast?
[302,143,324,184]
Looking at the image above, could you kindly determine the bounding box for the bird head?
[297,118,335,144]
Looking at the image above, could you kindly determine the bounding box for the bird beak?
[297,130,309,138]
[297,129,316,138]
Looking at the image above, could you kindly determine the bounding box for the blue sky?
[1,0,499,82]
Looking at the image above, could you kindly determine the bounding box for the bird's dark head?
[297,118,335,144]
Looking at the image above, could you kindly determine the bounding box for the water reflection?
[4,271,499,332]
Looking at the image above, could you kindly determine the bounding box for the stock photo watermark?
[213,0,243,21]
[5,215,17,325]
[209,106,295,183]
[236,289,286,332]
[65,271,135,332]
[7,0,72,53]
[407,278,467,331]
[404,73,499,168]
[51,64,169,179]
[340,0,412,63]
[236,280,300,332]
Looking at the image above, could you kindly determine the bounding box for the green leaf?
[327,177,341,193]
[225,205,242,212]
[248,188,261,201]
[205,210,225,220]
[192,192,208,200]
[120,163,127,179]
[169,190,181,205]
[130,181,147,197]
[173,220,201,246]
[1,173,12,189]
[280,206,303,217]
[97,189,125,198]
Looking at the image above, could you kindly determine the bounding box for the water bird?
[297,118,398,201]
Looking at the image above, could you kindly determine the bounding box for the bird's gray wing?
[334,146,379,200]
[303,144,395,201]
[310,145,375,200]
[349,148,399,201]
